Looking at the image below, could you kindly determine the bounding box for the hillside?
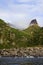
[0,19,43,49]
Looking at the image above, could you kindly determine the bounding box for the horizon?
[0,0,43,29]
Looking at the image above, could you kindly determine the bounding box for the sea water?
[0,57,43,65]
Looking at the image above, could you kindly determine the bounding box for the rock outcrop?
[30,19,38,26]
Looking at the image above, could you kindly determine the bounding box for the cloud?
[17,0,36,3]
[0,0,43,29]
[17,0,30,2]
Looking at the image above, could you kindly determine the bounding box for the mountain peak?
[30,19,38,26]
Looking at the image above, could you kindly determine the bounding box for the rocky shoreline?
[0,47,43,57]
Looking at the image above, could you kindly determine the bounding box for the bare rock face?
[30,19,38,26]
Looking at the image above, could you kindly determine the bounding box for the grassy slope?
[0,19,43,49]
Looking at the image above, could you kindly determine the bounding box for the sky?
[0,0,43,29]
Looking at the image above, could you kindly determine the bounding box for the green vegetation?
[0,19,43,48]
